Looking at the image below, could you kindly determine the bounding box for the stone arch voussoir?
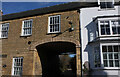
[31,37,80,50]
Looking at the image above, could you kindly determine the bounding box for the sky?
[2,0,119,15]
[1,0,80,15]
[2,2,67,15]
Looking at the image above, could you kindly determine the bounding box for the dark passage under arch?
[36,41,77,77]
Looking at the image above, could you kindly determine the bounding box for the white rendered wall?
[80,6,120,76]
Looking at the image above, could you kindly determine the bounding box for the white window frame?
[0,23,9,38]
[98,17,120,36]
[100,43,120,69]
[48,15,61,33]
[21,19,33,36]
[98,0,114,9]
[12,57,23,76]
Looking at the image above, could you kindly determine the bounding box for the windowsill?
[20,34,32,37]
[46,32,61,35]
[0,37,8,39]
[92,67,120,70]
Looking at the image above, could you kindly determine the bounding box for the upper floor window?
[12,57,23,76]
[21,19,32,36]
[0,23,9,38]
[98,19,120,36]
[48,15,60,33]
[99,21,110,35]
[98,0,114,9]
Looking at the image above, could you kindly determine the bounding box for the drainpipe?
[77,9,83,77]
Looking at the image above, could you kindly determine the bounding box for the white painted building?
[80,0,120,76]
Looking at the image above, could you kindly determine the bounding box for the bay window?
[98,19,120,36]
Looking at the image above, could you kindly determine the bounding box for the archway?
[36,41,77,77]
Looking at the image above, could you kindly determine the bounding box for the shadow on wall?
[85,21,98,42]
[83,63,108,77]
[83,21,109,77]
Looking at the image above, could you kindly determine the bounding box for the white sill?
[92,67,120,70]
[0,37,8,39]
[47,32,61,34]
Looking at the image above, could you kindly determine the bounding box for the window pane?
[100,2,107,8]
[118,27,120,34]
[107,2,114,8]
[114,53,118,59]
[109,60,114,67]
[103,53,107,59]
[108,53,113,59]
[100,24,104,28]
[119,45,120,52]
[108,46,112,52]
[50,18,52,24]
[55,25,58,31]
[55,17,57,23]
[105,25,110,35]
[53,17,54,24]
[24,22,26,28]
[100,2,114,9]
[53,25,55,32]
[102,46,107,52]
[114,46,118,52]
[104,60,108,67]
[101,28,105,35]
[115,60,119,67]
[57,16,59,23]
[50,25,52,32]
[112,27,117,34]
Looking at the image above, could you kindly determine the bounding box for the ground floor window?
[12,57,23,76]
[102,45,120,67]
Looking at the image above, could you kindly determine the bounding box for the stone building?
[0,2,85,77]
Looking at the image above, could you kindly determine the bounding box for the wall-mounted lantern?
[69,21,74,32]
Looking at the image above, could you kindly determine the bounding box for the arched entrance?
[36,41,77,77]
